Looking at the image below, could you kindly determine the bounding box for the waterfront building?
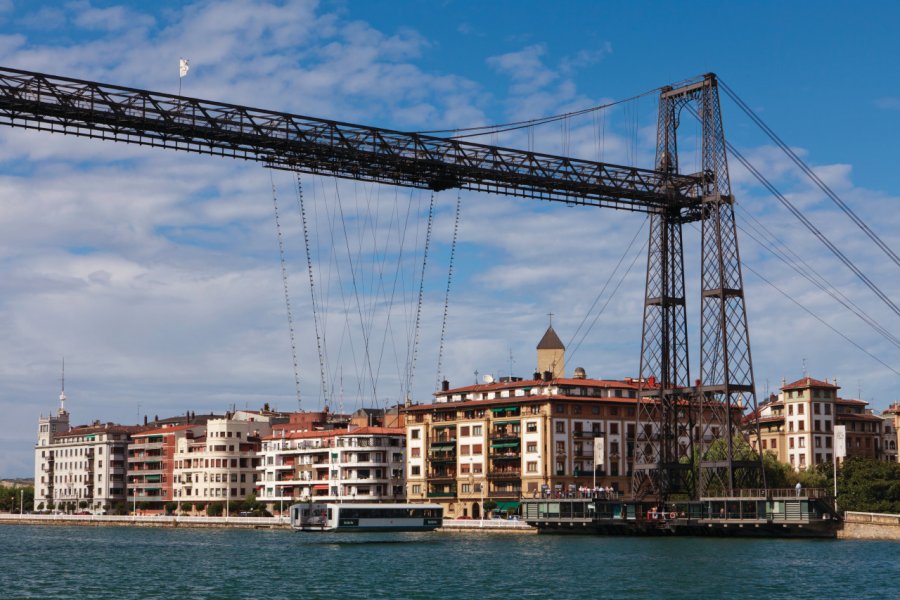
[752,377,884,469]
[128,424,205,514]
[34,388,138,512]
[402,325,658,519]
[256,426,406,513]
[881,403,900,463]
[172,411,280,513]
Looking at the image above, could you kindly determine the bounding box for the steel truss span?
[0,66,706,215]
[0,66,762,501]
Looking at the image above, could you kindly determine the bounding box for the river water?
[1,525,896,599]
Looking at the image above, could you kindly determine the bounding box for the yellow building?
[403,326,644,518]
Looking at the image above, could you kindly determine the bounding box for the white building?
[172,413,275,512]
[256,426,406,513]
[34,389,135,512]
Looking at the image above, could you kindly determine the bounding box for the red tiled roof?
[55,424,144,438]
[835,413,883,422]
[436,377,644,397]
[403,393,645,413]
[133,424,198,437]
[782,377,839,391]
[262,426,404,441]
[835,398,867,405]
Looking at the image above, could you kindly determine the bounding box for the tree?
[206,502,224,517]
[78,500,88,510]
[164,502,178,515]
[838,457,900,513]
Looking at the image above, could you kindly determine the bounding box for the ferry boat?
[289,502,443,532]
[522,488,840,538]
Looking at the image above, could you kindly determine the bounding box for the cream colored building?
[173,413,274,512]
[256,426,406,513]
[34,390,135,512]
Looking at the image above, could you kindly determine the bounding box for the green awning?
[433,424,456,429]
[491,441,520,448]
[494,501,520,511]
[493,420,520,425]
[490,407,517,412]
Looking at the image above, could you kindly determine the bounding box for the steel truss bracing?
[633,75,763,501]
[0,66,703,215]
[0,66,762,500]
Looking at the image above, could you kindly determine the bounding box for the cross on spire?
[547,312,554,327]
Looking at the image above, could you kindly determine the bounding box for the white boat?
[289,502,443,532]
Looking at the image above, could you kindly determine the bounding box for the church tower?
[536,323,565,380]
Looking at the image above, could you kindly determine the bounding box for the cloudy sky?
[1,0,899,476]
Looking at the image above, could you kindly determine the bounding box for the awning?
[493,420,520,425]
[490,407,517,412]
[433,424,456,429]
[312,484,329,491]
[490,442,520,449]
[494,501,520,512]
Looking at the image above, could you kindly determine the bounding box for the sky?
[1,0,900,476]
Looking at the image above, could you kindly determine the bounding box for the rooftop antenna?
[474,369,479,385]
[508,345,515,378]
[58,357,67,413]
[802,357,807,378]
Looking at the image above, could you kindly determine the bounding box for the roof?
[835,398,867,405]
[536,326,565,350]
[133,424,198,437]
[54,424,143,439]
[436,377,643,397]
[404,393,643,413]
[782,377,839,391]
[263,426,404,441]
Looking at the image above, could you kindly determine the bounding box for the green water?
[1,525,896,599]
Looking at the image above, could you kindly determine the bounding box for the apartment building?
[256,426,406,513]
[172,412,279,513]
[34,389,136,512]
[752,376,884,469]
[880,406,898,463]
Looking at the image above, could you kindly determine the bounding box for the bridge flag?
[179,58,190,78]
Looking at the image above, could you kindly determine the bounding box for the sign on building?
[593,436,605,468]
[834,425,847,458]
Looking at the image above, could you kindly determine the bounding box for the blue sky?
[1,0,899,476]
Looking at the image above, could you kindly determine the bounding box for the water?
[1,525,896,599]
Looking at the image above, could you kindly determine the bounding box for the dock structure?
[523,488,839,538]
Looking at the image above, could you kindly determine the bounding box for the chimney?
[441,380,450,392]
[143,415,147,426]
[542,370,552,382]
[533,371,541,381]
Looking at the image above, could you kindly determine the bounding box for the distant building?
[256,426,406,513]
[34,387,138,512]
[879,403,900,463]
[171,411,283,513]
[751,377,884,469]
[402,325,659,519]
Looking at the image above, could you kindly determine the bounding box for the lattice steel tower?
[633,74,763,501]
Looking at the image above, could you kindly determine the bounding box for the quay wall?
[0,513,534,533]
[838,511,900,541]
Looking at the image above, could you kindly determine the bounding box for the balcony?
[429,452,456,463]
[427,491,457,498]
[487,470,521,480]
[490,450,520,460]
[488,489,520,498]
[573,430,600,439]
[489,431,520,442]
[430,437,457,447]
[427,472,457,482]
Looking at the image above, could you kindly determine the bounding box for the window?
[472,463,483,474]
[461,484,471,493]
[555,404,565,414]
[412,484,421,494]
[610,423,619,435]
[798,404,805,415]
[789,437,795,449]
[460,464,470,474]
[591,406,600,415]
[798,421,805,431]
[824,404,832,415]
[610,441,619,455]
[410,448,421,458]
[526,421,537,433]
[814,403,821,415]
[799,454,806,467]
[556,441,565,454]
[573,405,581,414]
[526,461,537,473]
[460,426,470,437]
[459,444,470,455]
[789,421,794,432]
[411,466,421,476]
[815,436,822,448]
[826,437,832,448]
[798,437,805,448]
[411,429,420,440]
[472,426,483,436]
[526,442,537,453]
[814,420,821,432]
[529,405,540,415]
[555,422,565,434]
[472,444,483,454]
[788,405,794,416]
[771,439,777,449]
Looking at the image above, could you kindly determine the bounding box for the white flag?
[593,436,605,467]
[179,58,190,78]
[834,425,846,458]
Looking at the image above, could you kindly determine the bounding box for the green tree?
[206,501,224,517]
[838,457,900,513]
[164,501,178,515]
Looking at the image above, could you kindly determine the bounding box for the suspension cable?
[719,78,900,270]
[407,192,435,402]
[685,104,900,321]
[436,193,462,389]
[295,173,329,409]
[270,173,302,411]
